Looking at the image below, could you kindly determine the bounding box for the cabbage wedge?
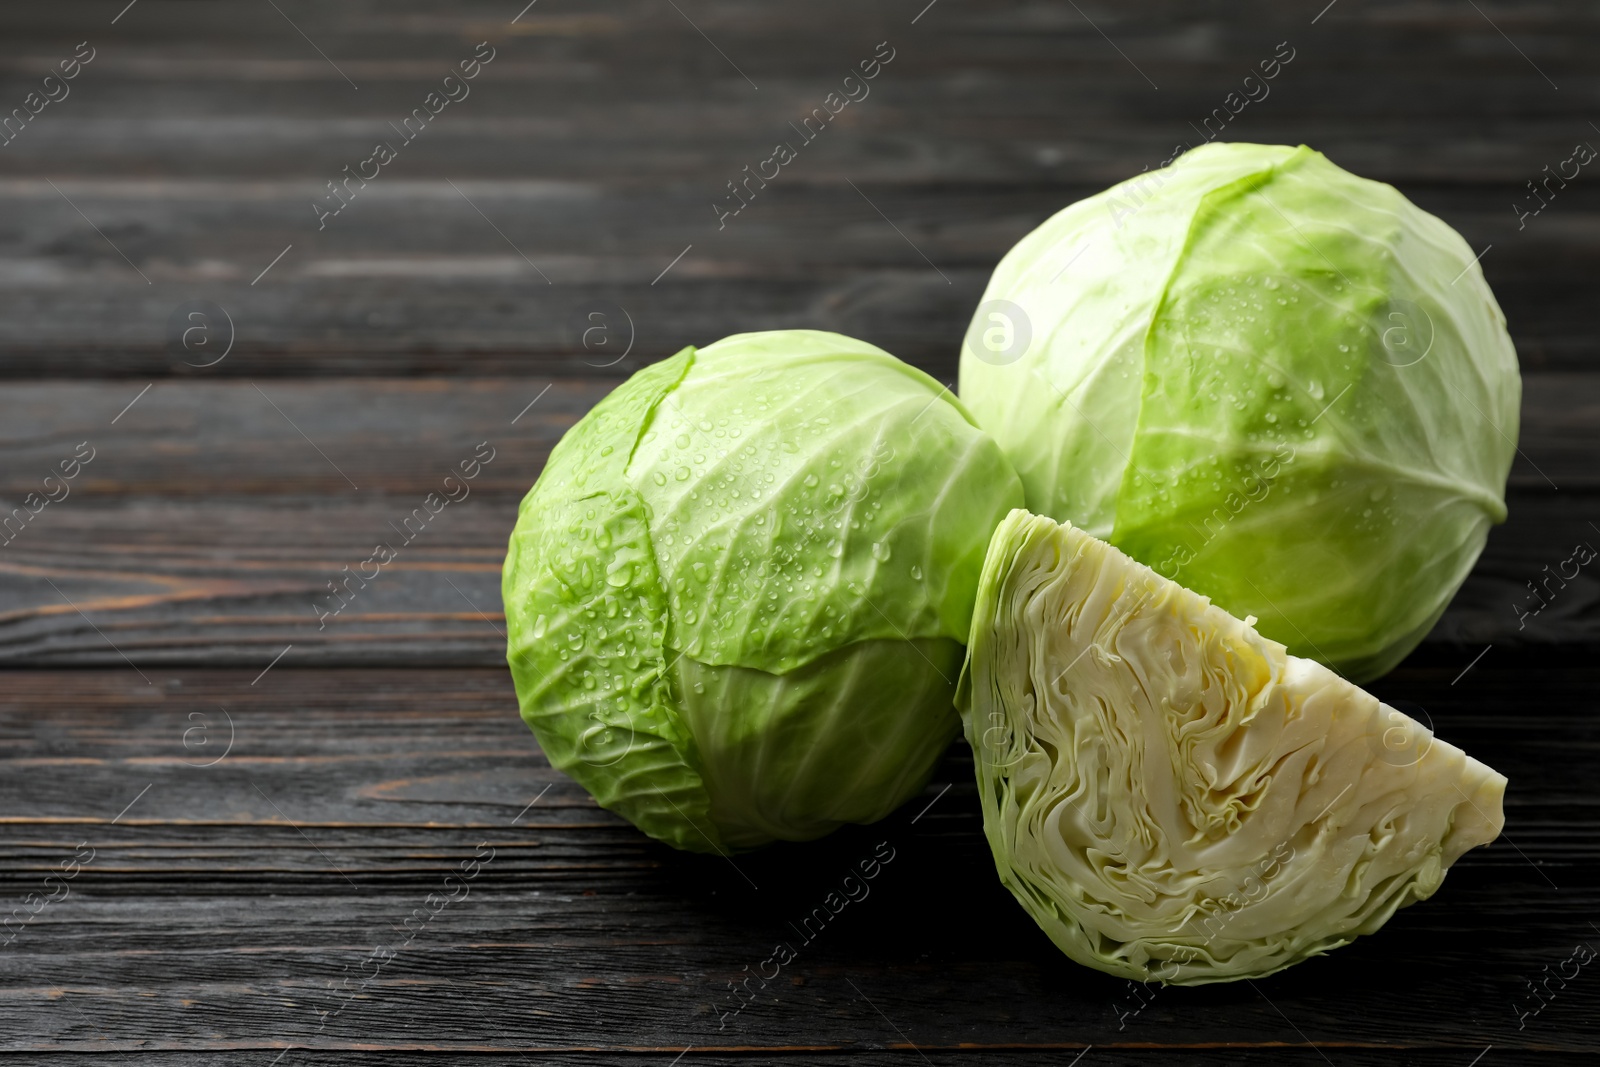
[958,510,1507,984]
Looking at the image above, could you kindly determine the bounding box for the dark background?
[0,1,1595,1063]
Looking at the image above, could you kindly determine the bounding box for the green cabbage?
[503,330,1024,852]
[959,509,1507,985]
[959,143,1520,680]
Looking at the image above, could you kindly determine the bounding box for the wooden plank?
[0,0,1593,376]
[0,489,1593,666]
[0,659,1594,1055]
[2,85,1597,186]
[0,0,1592,132]
[0,184,1592,379]
[0,379,1591,665]
[0,378,1586,498]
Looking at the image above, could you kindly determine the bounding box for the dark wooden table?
[1,2,1596,1063]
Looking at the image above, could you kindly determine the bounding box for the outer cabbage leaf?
[503,349,718,852]
[958,509,1507,985]
[959,143,1520,680]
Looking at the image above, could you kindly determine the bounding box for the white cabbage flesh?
[959,509,1507,985]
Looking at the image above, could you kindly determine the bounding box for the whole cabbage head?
[959,509,1507,985]
[959,142,1520,681]
[503,330,1024,852]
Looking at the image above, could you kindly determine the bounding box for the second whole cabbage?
[960,142,1520,682]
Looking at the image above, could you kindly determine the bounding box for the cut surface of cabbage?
[958,509,1507,984]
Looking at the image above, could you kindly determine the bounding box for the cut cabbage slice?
[958,509,1507,985]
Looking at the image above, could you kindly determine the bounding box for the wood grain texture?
[0,379,1593,665]
[0,658,1595,1058]
[0,488,1596,666]
[11,378,1583,501]
[0,181,1594,379]
[0,0,1595,376]
[1,0,1597,1061]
